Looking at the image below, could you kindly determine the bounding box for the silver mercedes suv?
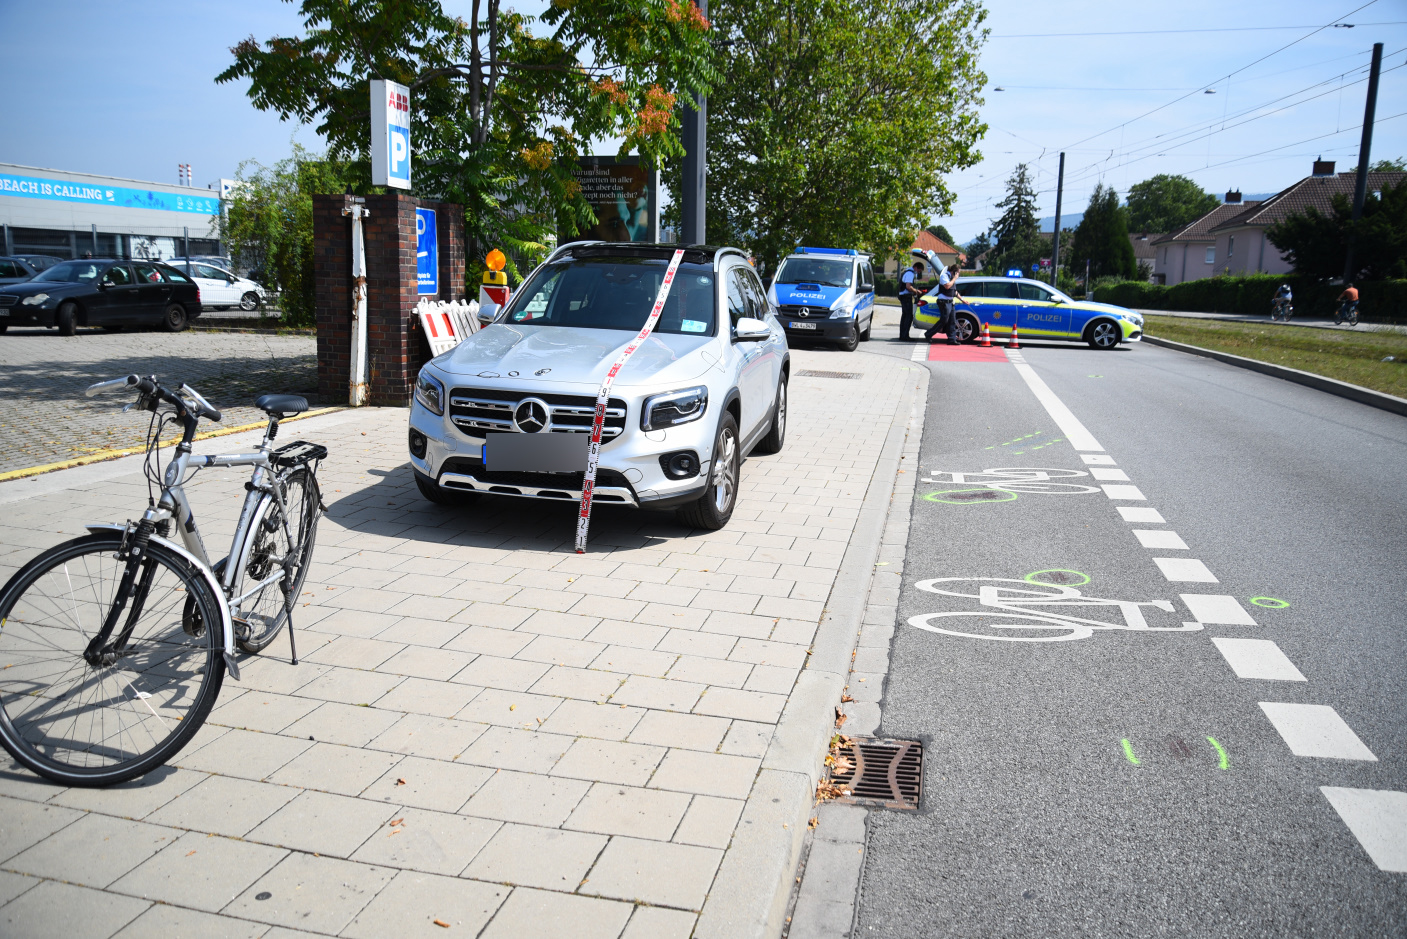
[408,243,790,530]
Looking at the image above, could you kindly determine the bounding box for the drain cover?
[829,737,923,809]
[797,369,862,380]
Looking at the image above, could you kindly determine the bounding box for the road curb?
[0,407,348,482]
[1142,335,1407,417]
[695,355,929,939]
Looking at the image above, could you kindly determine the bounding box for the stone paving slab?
[0,346,918,938]
[0,328,319,474]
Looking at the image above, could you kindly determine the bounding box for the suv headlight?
[414,370,445,415]
[642,386,708,431]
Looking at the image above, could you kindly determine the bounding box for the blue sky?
[1,0,1403,242]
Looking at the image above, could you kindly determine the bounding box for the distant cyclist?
[1335,283,1360,326]
[1271,283,1293,321]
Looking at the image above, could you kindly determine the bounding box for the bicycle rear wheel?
[236,467,320,653]
[0,534,224,786]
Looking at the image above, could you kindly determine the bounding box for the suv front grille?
[778,304,829,319]
[448,387,628,441]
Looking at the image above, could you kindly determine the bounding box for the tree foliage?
[1267,177,1407,280]
[1125,174,1218,234]
[696,0,987,273]
[926,224,955,246]
[984,164,1042,275]
[1068,183,1135,280]
[218,0,716,278]
[218,146,354,327]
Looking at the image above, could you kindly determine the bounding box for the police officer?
[898,260,924,341]
[924,263,963,344]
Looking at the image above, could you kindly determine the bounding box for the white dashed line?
[1181,594,1257,625]
[1089,468,1130,481]
[1101,484,1146,500]
[1133,529,1189,550]
[1259,703,1377,761]
[909,344,927,361]
[1008,361,1104,451]
[1212,638,1307,681]
[1117,506,1166,523]
[1153,557,1219,582]
[1321,787,1407,872]
[1081,454,1117,465]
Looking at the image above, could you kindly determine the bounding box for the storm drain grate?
[797,370,863,380]
[830,737,923,809]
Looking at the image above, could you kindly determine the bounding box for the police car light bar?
[1006,269,1023,278]
[796,247,857,256]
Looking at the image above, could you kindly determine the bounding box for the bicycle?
[1270,298,1293,322]
[0,375,325,786]
[1333,300,1359,327]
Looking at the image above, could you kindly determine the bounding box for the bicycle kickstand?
[281,573,300,666]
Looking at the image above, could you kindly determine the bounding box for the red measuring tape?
[575,248,687,553]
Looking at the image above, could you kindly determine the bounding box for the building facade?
[1,162,225,261]
[1150,196,1262,286]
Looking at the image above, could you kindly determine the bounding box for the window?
[162,266,192,283]
[101,265,132,286]
[501,257,717,335]
[858,261,873,290]
[1018,283,1052,302]
[741,268,769,318]
[194,264,225,280]
[133,262,164,283]
[0,260,19,278]
[34,261,106,284]
[1204,247,1215,264]
[1228,236,1235,258]
[773,257,853,287]
[993,282,1021,300]
[726,268,749,328]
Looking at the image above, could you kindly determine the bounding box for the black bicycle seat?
[254,394,309,416]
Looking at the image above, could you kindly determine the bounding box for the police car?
[768,247,876,352]
[911,249,1143,349]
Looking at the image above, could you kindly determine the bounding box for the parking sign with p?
[371,79,412,190]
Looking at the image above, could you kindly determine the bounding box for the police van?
[767,247,876,352]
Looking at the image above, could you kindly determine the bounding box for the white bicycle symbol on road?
[909,577,1201,642]
[921,467,1101,503]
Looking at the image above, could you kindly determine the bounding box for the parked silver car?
[408,243,790,529]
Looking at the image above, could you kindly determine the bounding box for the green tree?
[926,224,955,246]
[1068,183,1136,280]
[218,0,716,279]
[1370,157,1407,172]
[695,0,987,272]
[962,231,990,269]
[218,145,354,327]
[984,164,1043,276]
[1125,174,1218,233]
[1267,177,1407,280]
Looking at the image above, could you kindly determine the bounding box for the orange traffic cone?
[978,322,992,347]
[1007,325,1021,349]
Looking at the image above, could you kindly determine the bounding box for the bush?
[1093,274,1407,323]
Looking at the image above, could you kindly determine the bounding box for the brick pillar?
[314,192,468,407]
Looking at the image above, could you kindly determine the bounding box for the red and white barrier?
[416,298,481,356]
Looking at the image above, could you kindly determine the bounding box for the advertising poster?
[567,156,659,244]
[416,208,438,295]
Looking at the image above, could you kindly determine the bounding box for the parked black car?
[0,256,42,287]
[0,259,202,335]
[13,254,64,273]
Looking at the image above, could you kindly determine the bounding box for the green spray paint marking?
[1121,739,1140,765]
[985,431,1045,450]
[1249,597,1289,609]
[923,488,1018,505]
[1025,569,1090,587]
[1207,737,1229,770]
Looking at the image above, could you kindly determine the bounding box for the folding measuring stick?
[575,249,686,554]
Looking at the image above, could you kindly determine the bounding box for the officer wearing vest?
[898,261,923,340]
[924,264,962,344]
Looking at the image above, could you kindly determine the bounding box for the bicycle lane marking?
[993,346,1405,871]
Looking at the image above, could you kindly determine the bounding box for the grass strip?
[1145,316,1407,399]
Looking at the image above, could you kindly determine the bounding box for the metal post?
[1085,259,1091,298]
[183,226,190,275]
[91,224,98,256]
[679,0,708,244]
[2,223,10,256]
[1344,42,1383,282]
[1050,152,1065,287]
[344,199,371,407]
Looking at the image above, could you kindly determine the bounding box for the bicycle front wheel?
[0,534,225,786]
[237,467,321,654]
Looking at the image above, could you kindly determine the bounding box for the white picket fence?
[415,297,481,356]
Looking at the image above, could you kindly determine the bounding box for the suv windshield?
[33,261,109,284]
[503,258,718,335]
[774,257,853,287]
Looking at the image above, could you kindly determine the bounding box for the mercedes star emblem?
[513,398,550,433]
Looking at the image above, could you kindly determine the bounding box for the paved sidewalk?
[0,346,919,939]
[0,329,319,475]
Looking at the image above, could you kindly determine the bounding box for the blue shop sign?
[416,208,438,295]
[0,171,220,215]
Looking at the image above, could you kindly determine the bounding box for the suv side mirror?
[734,317,770,342]
[858,284,874,294]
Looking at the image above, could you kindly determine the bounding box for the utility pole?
[1050,152,1065,287]
[679,0,708,244]
[1343,42,1383,282]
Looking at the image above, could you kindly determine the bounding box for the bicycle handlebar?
[84,375,139,397]
[83,375,222,423]
[178,383,222,423]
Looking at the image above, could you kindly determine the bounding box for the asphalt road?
[832,323,1407,936]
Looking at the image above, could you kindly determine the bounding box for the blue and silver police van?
[768,247,876,352]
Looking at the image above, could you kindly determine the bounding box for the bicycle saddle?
[254,394,309,416]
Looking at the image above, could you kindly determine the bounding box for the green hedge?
[1093,275,1407,323]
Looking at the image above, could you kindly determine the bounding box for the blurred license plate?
[789,321,816,330]
[483,432,588,472]
[0,309,9,317]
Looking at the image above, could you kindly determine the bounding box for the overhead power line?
[992,21,1404,39]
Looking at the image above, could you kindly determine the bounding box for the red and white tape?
[575,249,686,553]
